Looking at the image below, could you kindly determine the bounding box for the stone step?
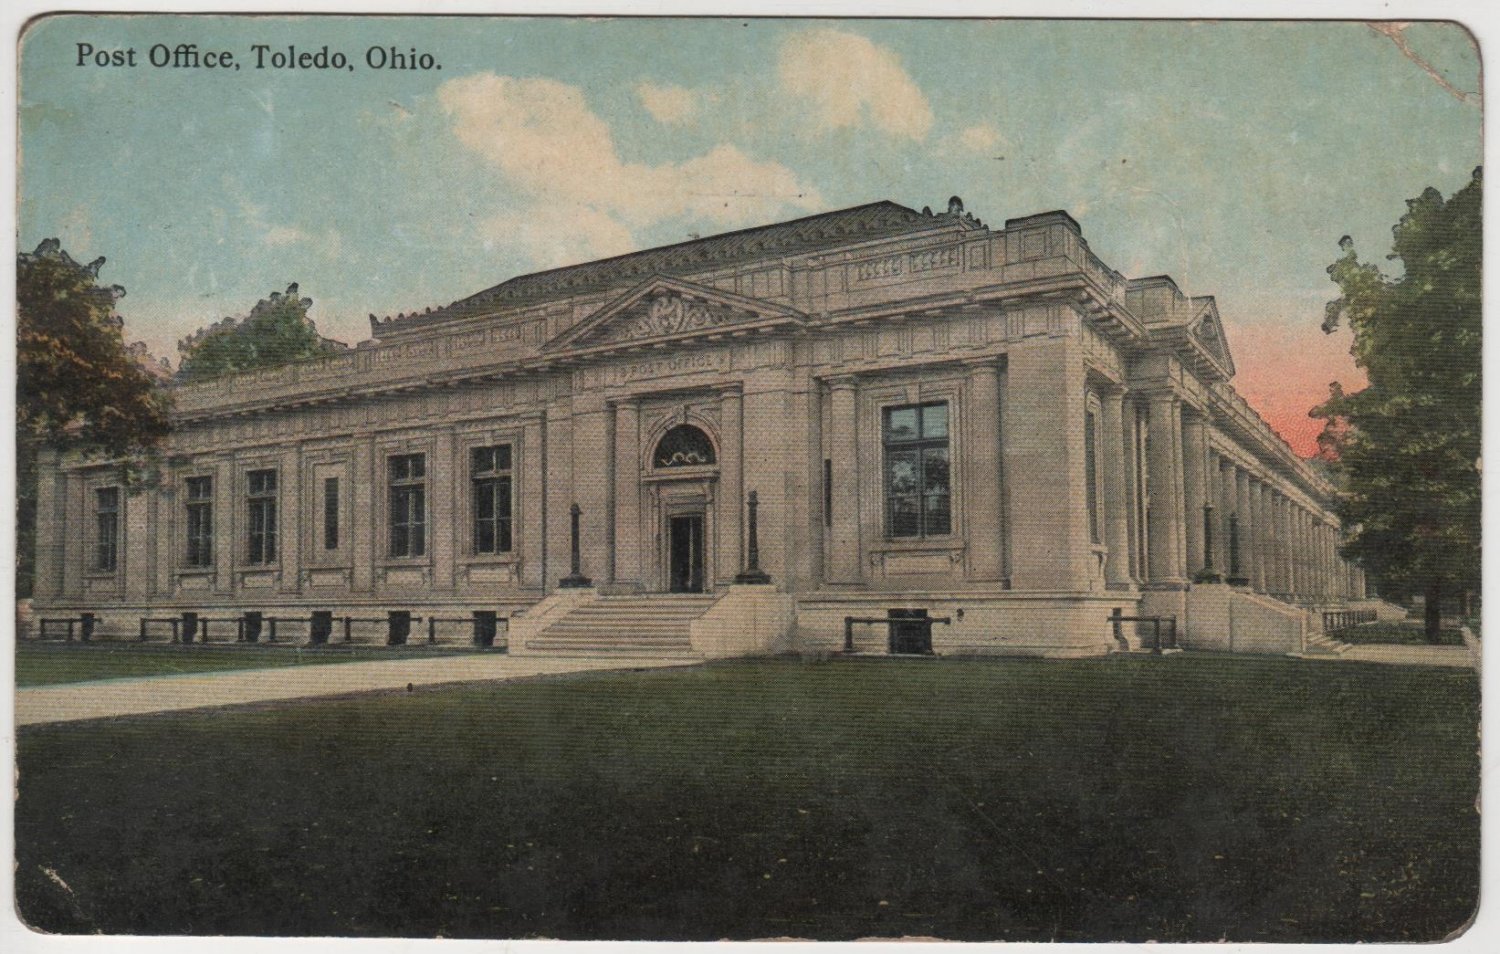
[533,630,692,644]
[526,593,722,657]
[1305,634,1355,655]
[563,606,710,618]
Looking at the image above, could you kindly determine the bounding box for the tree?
[17,239,173,597]
[1314,168,1481,642]
[176,283,344,381]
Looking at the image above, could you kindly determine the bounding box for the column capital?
[824,374,859,392]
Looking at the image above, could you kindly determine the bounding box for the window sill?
[463,554,518,566]
[84,571,121,580]
[871,538,965,554]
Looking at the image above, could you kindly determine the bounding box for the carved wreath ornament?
[605,294,731,342]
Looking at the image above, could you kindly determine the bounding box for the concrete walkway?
[15,654,699,727]
[1325,625,1481,671]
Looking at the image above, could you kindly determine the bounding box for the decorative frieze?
[909,246,961,274]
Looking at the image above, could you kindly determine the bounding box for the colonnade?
[1097,388,1366,603]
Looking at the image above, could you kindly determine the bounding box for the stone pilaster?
[213,456,236,594]
[571,396,610,588]
[349,438,374,592]
[428,429,455,591]
[1004,334,1094,590]
[1181,414,1208,579]
[123,485,153,600]
[827,376,862,585]
[716,389,744,588]
[612,400,642,589]
[520,416,546,589]
[1100,388,1132,588]
[1234,467,1253,586]
[965,360,1005,582]
[279,443,303,595]
[1250,478,1268,593]
[1120,399,1143,583]
[1218,458,1237,581]
[1145,392,1185,585]
[33,448,63,600]
[740,372,790,585]
[545,399,575,591]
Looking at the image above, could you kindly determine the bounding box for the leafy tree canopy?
[17,238,173,598]
[18,238,172,456]
[176,283,345,382]
[1314,168,1480,630]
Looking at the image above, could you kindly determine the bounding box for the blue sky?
[18,16,1481,453]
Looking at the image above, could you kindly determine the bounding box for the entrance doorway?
[669,513,706,593]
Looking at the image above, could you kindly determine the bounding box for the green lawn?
[15,641,490,686]
[15,655,1478,941]
[1335,623,1467,647]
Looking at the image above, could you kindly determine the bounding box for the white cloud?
[436,73,823,265]
[262,224,312,247]
[777,29,933,141]
[954,123,1007,155]
[636,81,704,125]
[478,206,637,269]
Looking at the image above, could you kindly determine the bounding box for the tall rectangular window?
[388,453,426,558]
[185,476,214,567]
[94,487,120,572]
[471,445,513,555]
[246,469,278,564]
[323,477,340,550]
[883,402,951,538]
[1085,409,1101,544]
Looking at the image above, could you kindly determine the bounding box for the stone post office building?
[31,197,1373,656]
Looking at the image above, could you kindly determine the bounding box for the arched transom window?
[654,425,716,468]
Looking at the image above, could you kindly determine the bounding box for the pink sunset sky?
[1228,320,1366,458]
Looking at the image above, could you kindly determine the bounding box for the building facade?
[30,197,1369,656]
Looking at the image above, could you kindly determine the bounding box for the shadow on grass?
[15,654,1479,941]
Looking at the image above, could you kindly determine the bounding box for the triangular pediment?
[544,275,806,353]
[1189,299,1236,377]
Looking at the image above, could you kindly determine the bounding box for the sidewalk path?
[16,654,698,727]
[1336,627,1480,671]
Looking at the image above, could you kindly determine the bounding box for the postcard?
[9,7,1485,947]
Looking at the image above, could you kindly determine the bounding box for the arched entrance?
[649,424,718,593]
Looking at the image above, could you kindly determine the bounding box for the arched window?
[654,425,716,468]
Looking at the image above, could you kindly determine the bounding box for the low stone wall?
[690,584,795,658]
[22,599,533,648]
[793,592,1136,657]
[504,588,596,655]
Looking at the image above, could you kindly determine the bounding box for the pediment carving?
[597,293,739,344]
[543,275,805,353]
[1189,305,1235,375]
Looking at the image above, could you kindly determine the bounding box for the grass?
[1334,623,1467,647]
[15,641,490,687]
[15,654,1478,941]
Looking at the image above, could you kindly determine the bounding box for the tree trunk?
[1425,581,1443,645]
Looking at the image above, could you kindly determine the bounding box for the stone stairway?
[523,593,721,656]
[1302,629,1355,656]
